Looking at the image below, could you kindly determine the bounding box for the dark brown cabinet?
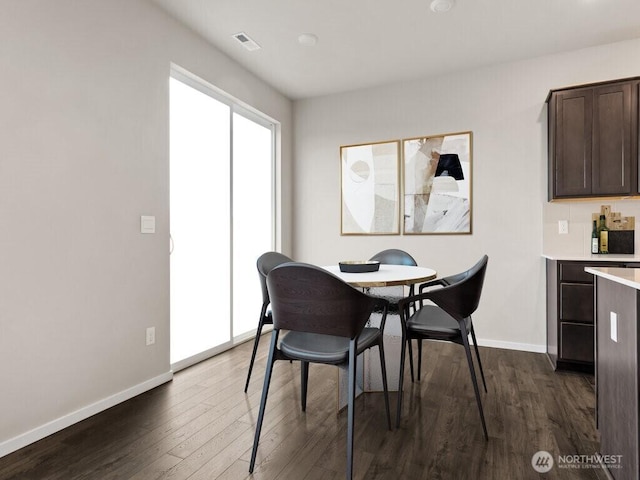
[547,78,638,200]
[546,259,624,371]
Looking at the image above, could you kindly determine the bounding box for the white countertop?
[543,253,640,262]
[585,267,640,290]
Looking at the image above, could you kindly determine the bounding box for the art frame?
[402,131,472,235]
[340,140,401,235]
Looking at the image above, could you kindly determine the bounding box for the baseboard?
[476,338,547,353]
[404,336,545,353]
[0,371,173,458]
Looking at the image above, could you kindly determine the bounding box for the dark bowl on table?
[338,260,380,273]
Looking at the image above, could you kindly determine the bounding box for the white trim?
[0,371,173,458]
[477,338,547,353]
[170,327,274,373]
[171,343,233,373]
[170,64,279,126]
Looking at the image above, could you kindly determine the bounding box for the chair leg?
[470,322,487,393]
[461,333,488,441]
[396,329,407,428]
[376,341,391,430]
[244,303,269,393]
[301,361,309,412]
[347,339,357,480]
[407,338,415,383]
[417,339,423,381]
[249,329,280,473]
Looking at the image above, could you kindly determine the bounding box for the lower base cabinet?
[546,259,624,372]
[559,321,594,364]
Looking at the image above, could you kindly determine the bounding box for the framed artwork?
[402,131,472,234]
[340,140,400,235]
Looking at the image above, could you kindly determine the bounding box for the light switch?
[610,312,618,342]
[140,215,156,234]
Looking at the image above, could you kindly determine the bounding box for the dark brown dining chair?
[405,259,487,386]
[244,251,293,393]
[396,255,489,440]
[249,263,391,480]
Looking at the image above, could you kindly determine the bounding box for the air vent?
[430,0,454,12]
[232,32,261,51]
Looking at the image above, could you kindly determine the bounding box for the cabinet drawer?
[560,283,594,322]
[560,322,594,363]
[560,263,595,283]
[559,262,625,283]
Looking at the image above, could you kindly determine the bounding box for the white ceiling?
[152,0,640,100]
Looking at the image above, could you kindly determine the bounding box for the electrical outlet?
[558,220,569,234]
[146,327,156,346]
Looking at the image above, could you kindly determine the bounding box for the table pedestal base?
[336,287,406,410]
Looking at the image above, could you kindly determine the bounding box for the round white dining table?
[323,264,437,288]
[321,264,437,406]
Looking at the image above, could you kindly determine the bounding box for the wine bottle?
[598,214,609,254]
[591,220,599,254]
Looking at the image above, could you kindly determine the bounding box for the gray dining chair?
[368,249,421,375]
[244,251,293,393]
[369,248,418,268]
[396,255,489,440]
[249,262,391,480]
[368,249,418,308]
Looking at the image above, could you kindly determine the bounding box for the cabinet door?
[592,82,635,195]
[560,283,594,322]
[553,88,593,197]
[560,322,594,363]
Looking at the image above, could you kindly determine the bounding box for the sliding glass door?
[232,111,274,338]
[170,70,274,369]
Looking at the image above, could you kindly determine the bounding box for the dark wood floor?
[0,337,606,479]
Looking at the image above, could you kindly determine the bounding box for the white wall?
[0,0,292,456]
[293,38,640,352]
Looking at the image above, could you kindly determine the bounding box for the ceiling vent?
[232,32,261,51]
[430,0,454,12]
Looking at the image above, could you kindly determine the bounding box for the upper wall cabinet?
[547,78,639,200]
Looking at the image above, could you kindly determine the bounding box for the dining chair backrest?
[267,263,376,339]
[257,251,293,304]
[425,255,488,322]
[369,249,417,266]
[439,270,468,286]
